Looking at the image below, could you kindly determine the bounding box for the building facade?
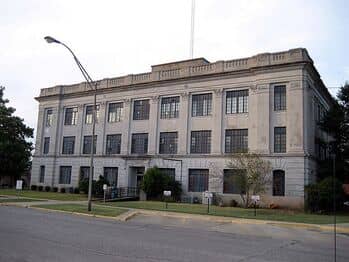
[32,48,333,208]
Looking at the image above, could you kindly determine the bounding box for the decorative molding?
[180,92,190,100]
[213,88,223,95]
[290,80,301,89]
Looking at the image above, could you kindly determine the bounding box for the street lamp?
[44,36,96,211]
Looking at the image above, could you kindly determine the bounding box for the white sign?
[163,190,171,197]
[16,180,23,190]
[344,201,349,207]
[103,184,108,191]
[251,195,260,202]
[204,191,213,198]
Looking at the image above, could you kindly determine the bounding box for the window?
[59,166,72,184]
[161,96,180,119]
[192,93,212,117]
[226,90,248,114]
[80,166,90,181]
[106,134,121,155]
[83,135,97,154]
[43,137,50,154]
[103,167,118,186]
[274,85,286,111]
[62,136,75,154]
[108,102,123,122]
[225,129,248,153]
[274,127,286,153]
[191,130,211,154]
[133,99,150,120]
[223,169,245,194]
[273,170,285,196]
[64,107,78,125]
[85,105,100,124]
[131,133,148,154]
[45,109,53,127]
[188,169,209,192]
[159,132,178,154]
[39,166,45,183]
[159,168,176,180]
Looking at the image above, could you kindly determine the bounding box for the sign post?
[103,184,107,203]
[16,180,23,197]
[251,195,260,216]
[204,191,213,214]
[163,191,171,209]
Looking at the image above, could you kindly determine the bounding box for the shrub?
[52,187,58,192]
[95,176,109,197]
[73,188,80,194]
[60,188,66,193]
[30,185,37,191]
[305,177,344,213]
[38,186,43,191]
[44,186,51,192]
[78,176,109,197]
[141,167,168,198]
[230,199,239,207]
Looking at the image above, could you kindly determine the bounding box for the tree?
[227,153,272,208]
[320,82,349,182]
[0,86,33,185]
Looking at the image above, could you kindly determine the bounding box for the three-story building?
[32,48,333,208]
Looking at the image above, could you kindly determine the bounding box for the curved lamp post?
[44,36,96,211]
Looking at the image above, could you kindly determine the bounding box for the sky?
[1,0,349,137]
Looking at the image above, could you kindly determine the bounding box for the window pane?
[59,166,72,184]
[43,137,50,154]
[223,169,245,194]
[273,170,285,196]
[159,132,178,154]
[46,109,53,127]
[192,93,212,117]
[274,127,286,153]
[161,96,180,119]
[104,167,118,186]
[131,133,148,154]
[80,166,90,181]
[274,85,286,111]
[108,102,123,122]
[159,168,176,180]
[64,107,78,125]
[83,135,97,154]
[106,134,121,154]
[133,100,150,120]
[188,169,209,192]
[190,131,211,154]
[39,166,45,183]
[62,136,75,154]
[225,129,248,153]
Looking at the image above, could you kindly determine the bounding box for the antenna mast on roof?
[190,0,195,59]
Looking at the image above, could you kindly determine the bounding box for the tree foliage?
[320,82,349,182]
[228,153,272,208]
[141,166,182,200]
[0,86,33,183]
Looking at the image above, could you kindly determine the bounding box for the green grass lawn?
[101,201,349,224]
[0,189,87,201]
[0,197,45,203]
[33,204,126,217]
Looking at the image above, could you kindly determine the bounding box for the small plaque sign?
[251,195,260,202]
[204,191,213,198]
[163,191,171,197]
[16,180,23,190]
[103,184,108,191]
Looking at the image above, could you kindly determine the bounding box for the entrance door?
[129,166,145,188]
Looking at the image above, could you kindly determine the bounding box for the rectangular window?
[192,93,212,117]
[274,85,286,111]
[159,168,176,180]
[106,134,121,155]
[131,133,148,154]
[45,109,53,127]
[274,127,286,153]
[225,129,248,153]
[223,169,245,194]
[159,132,178,154]
[83,135,97,154]
[188,169,209,192]
[190,130,211,154]
[39,166,45,183]
[79,166,90,181]
[160,96,180,119]
[103,167,118,186]
[59,166,72,184]
[108,102,123,122]
[226,90,248,114]
[133,99,150,120]
[43,137,50,154]
[62,136,75,154]
[273,170,285,196]
[85,105,100,124]
[64,107,78,125]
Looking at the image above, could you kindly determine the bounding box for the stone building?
[31,48,333,208]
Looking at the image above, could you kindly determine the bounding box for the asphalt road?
[0,206,348,262]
